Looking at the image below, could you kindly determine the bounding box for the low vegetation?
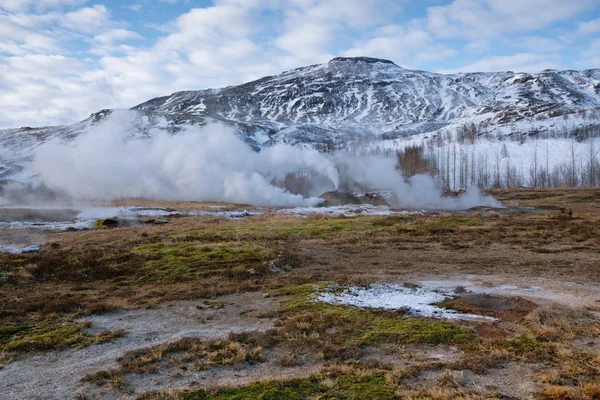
[1,188,600,398]
[132,241,274,282]
[0,321,125,365]
[134,301,600,399]
[83,337,265,390]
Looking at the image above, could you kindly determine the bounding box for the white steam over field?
[34,111,335,207]
[32,111,499,210]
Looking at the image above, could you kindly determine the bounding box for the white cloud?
[0,0,86,13]
[576,38,600,69]
[428,0,594,40]
[464,41,489,54]
[342,24,456,68]
[0,2,127,127]
[0,12,62,55]
[578,18,600,35]
[439,53,563,74]
[0,54,110,127]
[127,4,142,12]
[0,4,117,57]
[90,29,143,56]
[94,29,142,45]
[274,0,400,63]
[60,4,113,33]
[520,36,565,52]
[0,0,598,129]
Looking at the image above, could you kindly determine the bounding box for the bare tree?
[458,123,477,144]
[529,140,539,187]
[493,151,502,188]
[587,137,599,186]
[545,142,550,187]
[569,139,578,187]
[470,147,476,186]
[505,151,512,188]
[396,144,431,177]
[446,143,451,191]
[452,143,457,191]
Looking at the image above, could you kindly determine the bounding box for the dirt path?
[0,292,282,400]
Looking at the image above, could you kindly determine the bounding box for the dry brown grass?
[2,188,599,341]
[540,384,600,400]
[0,190,600,319]
[83,336,267,391]
[2,188,600,398]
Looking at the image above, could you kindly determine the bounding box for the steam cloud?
[34,111,336,206]
[339,155,501,209]
[32,110,500,209]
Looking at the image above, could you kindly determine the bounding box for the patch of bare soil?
[121,357,324,399]
[442,293,538,321]
[572,337,600,355]
[0,292,282,400]
[363,343,464,366]
[418,275,600,309]
[420,362,538,399]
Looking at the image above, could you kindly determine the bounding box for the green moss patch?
[133,242,274,281]
[277,284,473,352]
[177,373,397,400]
[0,321,126,354]
[179,216,411,243]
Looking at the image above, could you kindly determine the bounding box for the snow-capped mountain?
[133,56,600,147]
[1,56,599,183]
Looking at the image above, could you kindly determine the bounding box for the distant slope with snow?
[133,56,600,147]
[1,56,599,188]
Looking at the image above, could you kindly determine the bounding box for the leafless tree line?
[397,139,600,190]
[384,122,600,190]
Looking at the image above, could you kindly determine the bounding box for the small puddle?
[0,245,39,254]
[0,206,182,230]
[316,283,496,320]
[0,229,42,254]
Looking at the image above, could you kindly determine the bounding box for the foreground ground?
[1,188,600,399]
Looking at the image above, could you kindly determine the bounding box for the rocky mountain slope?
[133,56,600,147]
[1,56,599,183]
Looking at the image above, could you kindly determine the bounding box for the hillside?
[1,57,599,188]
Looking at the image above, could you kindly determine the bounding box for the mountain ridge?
[131,56,600,148]
[1,56,599,183]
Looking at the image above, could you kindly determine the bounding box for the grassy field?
[1,188,600,399]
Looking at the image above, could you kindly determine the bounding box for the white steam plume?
[32,110,500,210]
[338,155,501,210]
[33,110,337,206]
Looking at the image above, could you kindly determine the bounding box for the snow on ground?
[316,283,496,320]
[359,113,599,187]
[374,136,592,174]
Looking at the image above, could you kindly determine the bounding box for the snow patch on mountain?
[1,57,599,198]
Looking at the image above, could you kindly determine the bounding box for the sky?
[0,0,599,129]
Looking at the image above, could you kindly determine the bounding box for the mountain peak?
[328,56,398,66]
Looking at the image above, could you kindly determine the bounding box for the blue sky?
[1,0,599,128]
